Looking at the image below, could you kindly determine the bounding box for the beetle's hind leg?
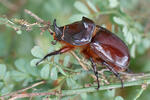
[102,62,124,88]
[90,58,100,89]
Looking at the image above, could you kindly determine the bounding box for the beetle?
[36,17,130,89]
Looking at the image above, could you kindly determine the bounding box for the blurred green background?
[0,0,150,100]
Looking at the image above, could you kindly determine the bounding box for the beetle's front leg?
[90,58,100,89]
[36,46,74,66]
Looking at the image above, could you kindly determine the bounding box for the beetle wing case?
[54,17,96,46]
[90,26,130,70]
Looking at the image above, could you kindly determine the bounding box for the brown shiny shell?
[53,17,130,71]
[90,26,130,71]
[54,17,95,45]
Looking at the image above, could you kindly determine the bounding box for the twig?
[24,9,54,35]
[0,81,46,99]
[133,84,148,100]
[70,51,89,70]
[9,92,57,100]
[0,0,18,11]
[7,76,150,100]
[70,51,111,85]
[98,69,110,84]
[24,9,44,23]
[61,77,150,96]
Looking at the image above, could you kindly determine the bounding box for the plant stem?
[93,10,117,16]
[61,78,150,96]
[133,88,145,100]
[3,76,150,100]
[133,83,148,100]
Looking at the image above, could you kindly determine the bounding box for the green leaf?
[1,84,14,95]
[104,89,115,98]
[48,46,54,52]
[0,17,8,24]
[47,46,54,61]
[74,1,90,15]
[113,17,127,26]
[123,25,128,37]
[4,72,11,83]
[123,26,133,44]
[73,71,88,80]
[40,64,50,79]
[25,63,39,77]
[125,31,133,44]
[54,55,60,63]
[11,71,28,82]
[22,78,33,87]
[142,38,150,49]
[50,67,58,80]
[0,82,4,89]
[16,30,22,34]
[144,60,150,71]
[0,33,11,57]
[109,0,119,8]
[130,43,136,58]
[115,96,124,100]
[66,78,74,88]
[66,77,80,89]
[30,59,41,67]
[133,33,141,45]
[57,66,67,76]
[86,0,98,12]
[63,55,70,66]
[31,46,44,58]
[80,93,88,100]
[14,58,26,72]
[0,64,7,79]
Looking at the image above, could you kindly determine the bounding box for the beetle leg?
[102,62,124,88]
[90,58,100,89]
[36,46,73,66]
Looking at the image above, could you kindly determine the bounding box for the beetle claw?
[36,61,41,66]
[36,58,44,66]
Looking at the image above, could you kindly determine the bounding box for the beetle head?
[81,17,95,29]
[50,19,63,40]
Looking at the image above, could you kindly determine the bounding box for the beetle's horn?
[53,19,57,27]
[50,19,57,31]
[52,19,62,37]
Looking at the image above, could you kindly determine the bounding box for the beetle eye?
[50,32,53,35]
